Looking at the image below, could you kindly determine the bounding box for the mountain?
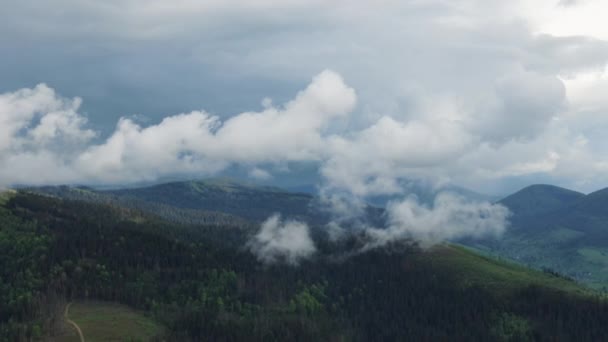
[572,187,608,218]
[24,179,388,227]
[498,184,584,219]
[281,181,500,206]
[25,178,498,227]
[105,179,316,222]
[25,179,319,223]
[23,184,252,228]
[23,180,608,290]
[468,184,608,289]
[2,190,608,341]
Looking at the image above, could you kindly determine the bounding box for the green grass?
[548,227,585,243]
[424,244,589,295]
[0,189,16,205]
[66,301,163,341]
[578,247,608,266]
[72,187,96,195]
[54,321,82,342]
[189,178,286,194]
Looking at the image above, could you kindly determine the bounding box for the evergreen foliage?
[1,192,608,341]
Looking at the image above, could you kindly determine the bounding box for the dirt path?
[65,302,85,342]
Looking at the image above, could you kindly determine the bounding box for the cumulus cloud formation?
[2,65,608,197]
[364,193,510,248]
[248,215,316,265]
[0,70,355,186]
[0,84,96,185]
[77,69,354,184]
[322,116,473,197]
[0,84,95,152]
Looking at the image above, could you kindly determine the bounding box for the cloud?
[321,115,473,197]
[248,214,316,265]
[76,69,353,183]
[248,167,272,180]
[211,70,355,162]
[0,70,355,186]
[558,0,579,6]
[0,84,95,152]
[529,35,608,75]
[3,65,608,196]
[468,69,566,143]
[0,84,96,185]
[364,193,510,248]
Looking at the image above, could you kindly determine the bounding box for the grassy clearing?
[578,247,608,266]
[53,320,82,342]
[66,301,162,341]
[548,227,585,243]
[0,189,16,205]
[425,244,589,296]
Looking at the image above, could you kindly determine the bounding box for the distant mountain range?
[24,179,608,289]
[22,177,500,226]
[24,179,386,227]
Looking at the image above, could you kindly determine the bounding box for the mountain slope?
[3,191,608,340]
[469,184,608,289]
[498,184,584,218]
[25,179,387,227]
[24,184,251,228]
[572,187,608,218]
[105,179,316,222]
[23,180,608,291]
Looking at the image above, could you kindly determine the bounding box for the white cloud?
[212,70,355,162]
[2,62,608,198]
[532,0,608,40]
[0,70,355,186]
[75,70,354,183]
[0,84,95,153]
[0,84,96,185]
[364,193,510,248]
[249,167,272,180]
[248,214,316,265]
[322,115,473,197]
[468,69,566,143]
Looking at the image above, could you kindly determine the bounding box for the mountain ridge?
[498,184,585,218]
[2,190,607,340]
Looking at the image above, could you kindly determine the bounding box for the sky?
[2,0,608,197]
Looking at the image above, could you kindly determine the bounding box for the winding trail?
[65,302,85,342]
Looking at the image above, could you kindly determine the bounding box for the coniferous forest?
[2,191,608,341]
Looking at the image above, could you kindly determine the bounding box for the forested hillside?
[25,179,386,227]
[25,184,251,227]
[470,184,608,289]
[2,191,608,341]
